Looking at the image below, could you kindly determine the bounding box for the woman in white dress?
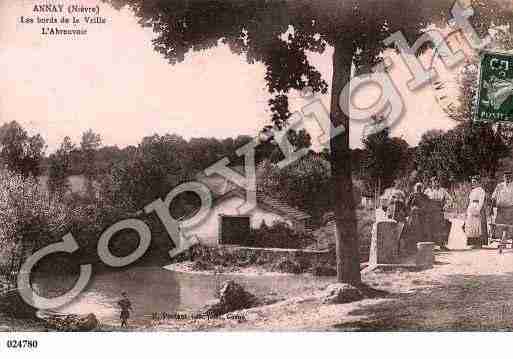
[464,175,488,248]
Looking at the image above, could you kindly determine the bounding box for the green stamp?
[476,51,513,123]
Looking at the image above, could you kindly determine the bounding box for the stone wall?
[220,245,331,265]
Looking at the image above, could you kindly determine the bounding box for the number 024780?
[6,339,38,349]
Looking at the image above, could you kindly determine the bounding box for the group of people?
[465,171,513,248]
[377,170,513,252]
[378,177,453,254]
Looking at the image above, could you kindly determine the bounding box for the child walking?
[118,292,133,328]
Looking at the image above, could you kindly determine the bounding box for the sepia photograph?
[2,0,513,355]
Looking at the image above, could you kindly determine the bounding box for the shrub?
[191,259,214,271]
[236,250,258,267]
[0,170,75,282]
[0,170,69,255]
[247,221,313,249]
[254,251,272,266]
[188,244,313,273]
[271,257,302,274]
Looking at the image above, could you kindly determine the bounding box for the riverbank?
[164,260,299,276]
[6,221,513,332]
[6,248,513,331]
[146,248,513,331]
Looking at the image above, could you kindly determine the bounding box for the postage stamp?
[477,51,513,123]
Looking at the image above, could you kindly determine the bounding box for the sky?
[0,0,467,154]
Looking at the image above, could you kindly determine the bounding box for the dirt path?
[334,248,513,331]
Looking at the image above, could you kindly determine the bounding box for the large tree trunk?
[329,40,361,285]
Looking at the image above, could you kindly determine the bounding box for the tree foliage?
[48,136,75,195]
[362,123,412,194]
[416,123,509,181]
[0,170,69,260]
[257,153,331,225]
[0,121,46,177]
[80,129,102,176]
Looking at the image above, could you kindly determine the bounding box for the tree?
[362,123,411,196]
[455,122,509,178]
[288,129,312,152]
[104,133,193,212]
[48,136,75,196]
[107,0,512,284]
[0,169,69,283]
[80,129,102,198]
[416,129,453,180]
[254,127,312,164]
[416,123,509,181]
[80,129,102,153]
[0,121,46,177]
[257,153,331,225]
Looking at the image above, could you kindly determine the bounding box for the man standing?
[492,171,513,239]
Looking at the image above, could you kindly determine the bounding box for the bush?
[187,244,316,273]
[271,257,302,274]
[0,170,69,257]
[0,169,147,275]
[0,170,85,286]
[191,259,215,271]
[246,221,313,249]
[237,250,258,267]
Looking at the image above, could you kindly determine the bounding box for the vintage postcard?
[2,0,513,353]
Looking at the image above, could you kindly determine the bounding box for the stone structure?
[42,313,99,331]
[322,283,364,304]
[416,242,435,269]
[369,221,399,266]
[202,281,260,316]
[220,245,330,266]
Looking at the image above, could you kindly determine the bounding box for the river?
[33,266,325,325]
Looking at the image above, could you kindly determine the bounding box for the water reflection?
[35,266,188,323]
[34,266,326,324]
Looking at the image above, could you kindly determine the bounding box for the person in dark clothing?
[424,177,452,250]
[403,182,430,254]
[118,292,133,328]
